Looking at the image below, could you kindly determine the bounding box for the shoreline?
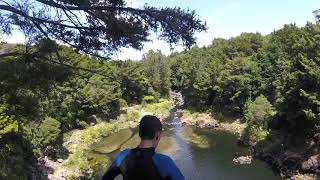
[38,100,172,180]
[178,108,320,180]
[38,95,319,180]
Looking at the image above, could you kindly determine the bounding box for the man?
[101,115,184,180]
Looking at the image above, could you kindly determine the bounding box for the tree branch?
[35,0,158,14]
[0,5,90,30]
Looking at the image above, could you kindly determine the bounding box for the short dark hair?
[139,115,162,140]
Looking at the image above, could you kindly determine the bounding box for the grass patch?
[80,123,118,145]
[143,99,171,118]
[181,109,215,126]
[64,149,111,177]
[243,125,269,143]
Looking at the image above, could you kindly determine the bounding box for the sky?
[2,0,320,60]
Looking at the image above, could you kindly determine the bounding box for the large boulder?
[233,156,252,165]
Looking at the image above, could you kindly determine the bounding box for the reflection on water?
[90,112,282,180]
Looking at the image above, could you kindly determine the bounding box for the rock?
[43,146,57,159]
[171,91,184,107]
[197,122,219,129]
[233,156,253,165]
[290,173,319,180]
[87,115,98,125]
[282,151,302,168]
[130,121,139,128]
[57,159,63,163]
[302,154,320,172]
[313,133,320,143]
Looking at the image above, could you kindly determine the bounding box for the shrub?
[123,108,141,122]
[244,95,274,129]
[64,149,110,177]
[76,120,89,129]
[243,125,269,143]
[0,105,18,139]
[80,123,117,145]
[31,117,61,154]
[142,96,156,106]
[119,99,128,109]
[144,100,171,117]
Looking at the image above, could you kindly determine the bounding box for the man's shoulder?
[152,153,184,179]
[114,149,131,167]
[152,153,176,169]
[152,153,174,162]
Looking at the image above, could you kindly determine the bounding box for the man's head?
[139,115,163,148]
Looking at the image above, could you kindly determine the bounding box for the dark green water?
[90,112,282,180]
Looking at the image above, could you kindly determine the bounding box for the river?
[89,110,282,180]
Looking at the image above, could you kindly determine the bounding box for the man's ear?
[155,131,162,140]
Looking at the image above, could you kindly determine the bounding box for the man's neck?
[138,140,154,148]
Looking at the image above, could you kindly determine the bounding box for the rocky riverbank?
[178,109,247,136]
[252,133,320,179]
[179,109,320,179]
[174,102,319,179]
[178,92,320,180]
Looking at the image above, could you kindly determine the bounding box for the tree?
[32,117,61,152]
[215,56,261,113]
[0,0,207,58]
[117,60,154,104]
[272,24,320,136]
[0,105,18,139]
[142,50,171,98]
[244,95,274,129]
[314,9,320,24]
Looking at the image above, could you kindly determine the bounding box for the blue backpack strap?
[152,153,185,180]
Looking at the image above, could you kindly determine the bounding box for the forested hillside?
[169,23,320,137]
[1,22,320,179]
[0,40,170,179]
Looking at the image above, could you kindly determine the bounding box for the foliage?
[0,0,206,58]
[142,95,156,106]
[80,123,117,145]
[1,18,320,179]
[142,50,171,98]
[121,108,141,123]
[244,95,274,129]
[168,24,320,138]
[243,125,269,143]
[29,117,61,155]
[144,99,172,118]
[0,41,170,178]
[64,149,110,178]
[119,99,128,109]
[0,105,18,139]
[117,60,154,104]
[0,139,31,180]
